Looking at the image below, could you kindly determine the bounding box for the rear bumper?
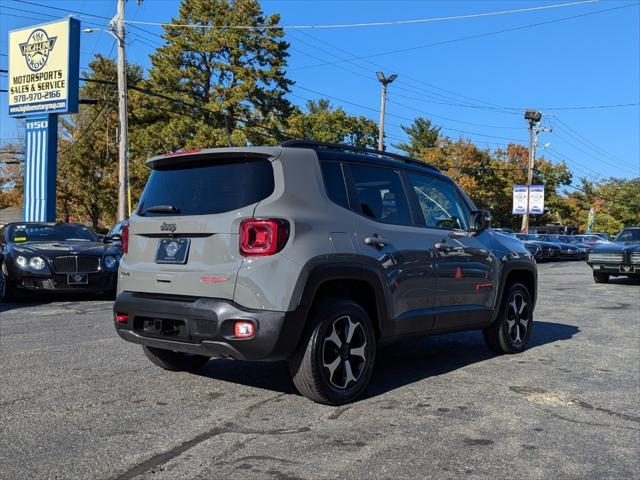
[113,292,305,361]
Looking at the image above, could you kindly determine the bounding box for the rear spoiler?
[145,147,282,169]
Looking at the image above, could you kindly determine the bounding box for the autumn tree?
[57,55,143,229]
[0,140,24,209]
[286,99,378,147]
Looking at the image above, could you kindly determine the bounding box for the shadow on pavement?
[191,320,579,400]
[0,291,114,314]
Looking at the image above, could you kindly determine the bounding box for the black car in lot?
[513,234,561,262]
[534,234,583,260]
[587,227,640,283]
[0,222,121,301]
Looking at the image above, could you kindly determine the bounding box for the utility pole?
[376,72,397,151]
[115,0,128,221]
[521,110,551,233]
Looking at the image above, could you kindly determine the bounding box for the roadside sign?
[513,185,545,215]
[8,18,80,117]
[528,185,545,214]
[512,185,528,214]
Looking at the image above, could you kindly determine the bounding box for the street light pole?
[376,72,397,151]
[115,0,129,221]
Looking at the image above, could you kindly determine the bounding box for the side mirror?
[470,210,491,233]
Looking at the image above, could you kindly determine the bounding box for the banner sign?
[586,208,596,233]
[512,185,529,214]
[512,185,545,215]
[528,185,545,214]
[8,18,80,117]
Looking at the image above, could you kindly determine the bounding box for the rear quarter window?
[138,157,274,216]
[320,161,349,209]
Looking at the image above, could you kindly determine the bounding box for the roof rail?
[279,139,439,171]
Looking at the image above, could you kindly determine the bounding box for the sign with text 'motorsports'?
[8,17,80,117]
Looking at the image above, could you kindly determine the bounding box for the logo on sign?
[160,222,177,232]
[165,241,180,258]
[19,28,57,72]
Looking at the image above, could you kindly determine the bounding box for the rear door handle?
[364,236,390,248]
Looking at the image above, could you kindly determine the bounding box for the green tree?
[287,99,378,147]
[134,0,293,156]
[57,55,143,229]
[394,117,441,157]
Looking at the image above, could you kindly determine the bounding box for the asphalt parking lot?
[1,261,638,480]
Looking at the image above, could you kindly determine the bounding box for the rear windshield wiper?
[142,205,181,215]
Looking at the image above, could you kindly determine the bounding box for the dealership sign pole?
[8,18,80,222]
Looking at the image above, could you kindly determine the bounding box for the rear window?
[138,158,274,216]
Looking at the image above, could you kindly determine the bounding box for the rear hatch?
[123,150,276,299]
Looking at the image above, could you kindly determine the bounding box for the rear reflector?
[121,222,129,254]
[234,321,255,339]
[239,219,289,257]
[115,313,129,324]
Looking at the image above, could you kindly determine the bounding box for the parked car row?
[496,227,640,284]
[495,231,607,262]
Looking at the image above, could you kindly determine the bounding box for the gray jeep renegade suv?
[114,140,537,405]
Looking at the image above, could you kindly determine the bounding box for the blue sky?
[1,0,639,182]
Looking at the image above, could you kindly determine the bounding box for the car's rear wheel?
[593,272,610,283]
[142,346,210,372]
[289,299,376,405]
[483,283,533,354]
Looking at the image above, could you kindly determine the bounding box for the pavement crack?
[109,393,291,480]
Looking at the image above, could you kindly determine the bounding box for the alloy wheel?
[322,315,368,389]
[506,293,530,344]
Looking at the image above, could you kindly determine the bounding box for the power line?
[290,3,638,72]
[125,1,600,30]
[553,117,639,170]
[13,0,111,20]
[293,84,527,142]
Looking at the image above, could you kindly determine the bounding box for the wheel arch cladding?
[311,278,381,339]
[504,268,536,309]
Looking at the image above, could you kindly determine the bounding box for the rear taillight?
[239,219,289,257]
[115,313,128,324]
[121,222,129,254]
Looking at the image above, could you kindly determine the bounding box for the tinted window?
[320,161,349,208]
[615,229,640,242]
[406,173,470,230]
[349,164,412,226]
[139,158,274,216]
[9,224,97,243]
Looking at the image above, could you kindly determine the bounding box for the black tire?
[142,346,210,372]
[0,270,16,303]
[288,299,376,405]
[483,282,533,354]
[593,272,610,284]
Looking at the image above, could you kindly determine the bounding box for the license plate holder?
[155,238,190,264]
[67,273,88,285]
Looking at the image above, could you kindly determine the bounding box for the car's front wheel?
[483,283,533,354]
[593,272,610,283]
[289,299,376,405]
[0,270,15,303]
[142,346,210,372]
